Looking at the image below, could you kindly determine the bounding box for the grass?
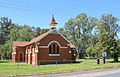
[0,59,120,76]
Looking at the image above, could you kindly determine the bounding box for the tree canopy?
[64,13,120,61]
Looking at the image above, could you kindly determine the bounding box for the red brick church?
[12,16,76,65]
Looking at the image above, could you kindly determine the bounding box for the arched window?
[49,46,52,54]
[49,42,60,55]
[53,44,56,54]
[57,46,59,54]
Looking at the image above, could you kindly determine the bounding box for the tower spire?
[52,14,54,17]
[49,14,58,27]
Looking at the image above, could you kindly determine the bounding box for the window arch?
[49,42,60,55]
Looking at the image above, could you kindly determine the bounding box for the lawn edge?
[9,65,120,77]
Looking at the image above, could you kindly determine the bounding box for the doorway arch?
[19,52,24,62]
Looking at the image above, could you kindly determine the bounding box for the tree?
[0,17,16,60]
[35,27,41,37]
[10,25,35,41]
[40,28,49,34]
[65,13,96,58]
[0,42,11,60]
[0,17,15,44]
[96,14,120,62]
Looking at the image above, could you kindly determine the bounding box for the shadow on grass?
[107,61,120,63]
[0,60,12,63]
[38,61,83,65]
[0,60,83,66]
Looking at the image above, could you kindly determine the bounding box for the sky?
[0,0,120,38]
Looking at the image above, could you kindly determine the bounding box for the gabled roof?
[13,41,29,47]
[28,29,71,44]
[13,29,76,48]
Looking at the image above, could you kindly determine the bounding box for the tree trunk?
[78,52,84,59]
[77,47,84,59]
[1,55,4,60]
[96,53,100,64]
[113,52,119,62]
[78,49,85,59]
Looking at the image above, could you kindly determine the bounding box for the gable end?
[35,29,71,44]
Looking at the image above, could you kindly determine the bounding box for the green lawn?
[0,59,120,76]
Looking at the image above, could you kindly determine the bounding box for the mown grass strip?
[0,59,119,76]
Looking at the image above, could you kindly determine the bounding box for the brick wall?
[12,31,76,65]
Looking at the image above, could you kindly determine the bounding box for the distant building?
[12,16,76,65]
